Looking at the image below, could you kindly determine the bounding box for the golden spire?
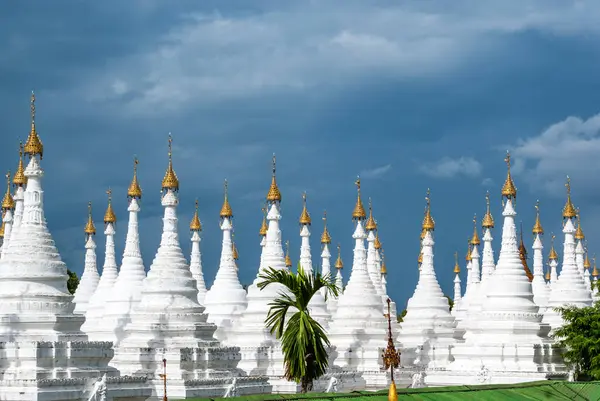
[13,141,27,187]
[374,231,382,249]
[335,244,343,269]
[266,154,282,203]
[190,199,202,232]
[24,91,44,159]
[584,249,591,269]
[548,234,558,261]
[481,191,494,229]
[352,176,366,221]
[220,179,233,218]
[365,198,377,231]
[518,221,533,282]
[465,240,472,262]
[103,188,117,224]
[422,188,435,231]
[0,222,4,238]
[501,151,517,200]
[259,206,268,236]
[232,233,239,260]
[299,192,311,225]
[285,240,292,267]
[128,157,143,199]
[381,251,387,274]
[321,211,331,244]
[545,264,551,281]
[84,201,96,236]
[470,214,480,245]
[1,172,15,211]
[454,251,460,274]
[532,200,543,235]
[161,133,179,192]
[562,176,576,219]
[574,210,585,240]
[592,255,599,278]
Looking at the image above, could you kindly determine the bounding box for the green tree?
[258,264,339,393]
[445,295,454,312]
[397,309,407,323]
[67,269,79,295]
[554,302,600,380]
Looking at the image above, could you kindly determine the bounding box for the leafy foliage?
[445,295,454,311]
[258,264,339,393]
[67,269,79,295]
[554,302,600,380]
[397,309,407,323]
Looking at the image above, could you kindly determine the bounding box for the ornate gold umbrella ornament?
[382,298,401,401]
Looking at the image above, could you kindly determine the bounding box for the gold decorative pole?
[158,358,168,401]
[382,298,400,401]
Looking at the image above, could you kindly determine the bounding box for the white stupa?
[452,253,462,315]
[0,93,150,400]
[531,202,549,312]
[451,243,472,323]
[432,153,554,385]
[592,260,599,302]
[397,190,457,368]
[0,172,15,258]
[112,136,268,398]
[328,244,344,316]
[365,200,384,298]
[189,199,207,305]
[460,217,484,338]
[584,251,592,291]
[72,202,100,315]
[480,192,496,281]
[226,156,289,379]
[82,190,119,337]
[328,178,387,388]
[319,211,334,310]
[99,157,147,344]
[204,180,248,343]
[298,193,331,328]
[548,237,559,287]
[543,177,592,330]
[574,215,586,281]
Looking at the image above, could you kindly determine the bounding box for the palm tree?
[258,263,339,393]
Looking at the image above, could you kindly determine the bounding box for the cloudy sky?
[2,0,600,310]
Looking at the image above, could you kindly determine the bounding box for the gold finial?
[232,233,239,260]
[374,231,382,249]
[0,222,4,238]
[266,154,282,203]
[220,179,233,218]
[421,188,435,231]
[454,251,460,273]
[335,244,343,269]
[470,214,480,245]
[381,251,388,274]
[352,176,366,220]
[285,240,292,267]
[365,198,377,231]
[549,234,558,260]
[501,151,517,200]
[13,141,27,187]
[84,201,96,236]
[128,157,143,199]
[161,133,179,191]
[259,206,268,236]
[299,192,311,225]
[532,200,543,235]
[465,240,472,262]
[584,249,591,269]
[574,209,585,240]
[190,199,202,231]
[103,188,117,224]
[562,176,576,219]
[321,211,331,244]
[481,191,494,229]
[1,172,15,211]
[592,255,599,277]
[545,263,551,281]
[24,91,44,159]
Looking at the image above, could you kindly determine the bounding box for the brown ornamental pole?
[382,298,400,401]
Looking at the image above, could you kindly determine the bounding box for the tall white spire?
[365,199,384,296]
[189,199,207,305]
[329,177,388,378]
[298,193,330,328]
[543,177,592,330]
[548,235,559,287]
[101,157,146,344]
[480,191,496,281]
[0,92,86,341]
[397,189,456,368]
[320,211,333,306]
[11,142,27,232]
[0,172,16,259]
[574,213,586,281]
[73,202,100,315]
[452,253,462,316]
[83,190,119,338]
[584,249,592,292]
[328,244,343,316]
[203,180,247,343]
[531,201,549,312]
